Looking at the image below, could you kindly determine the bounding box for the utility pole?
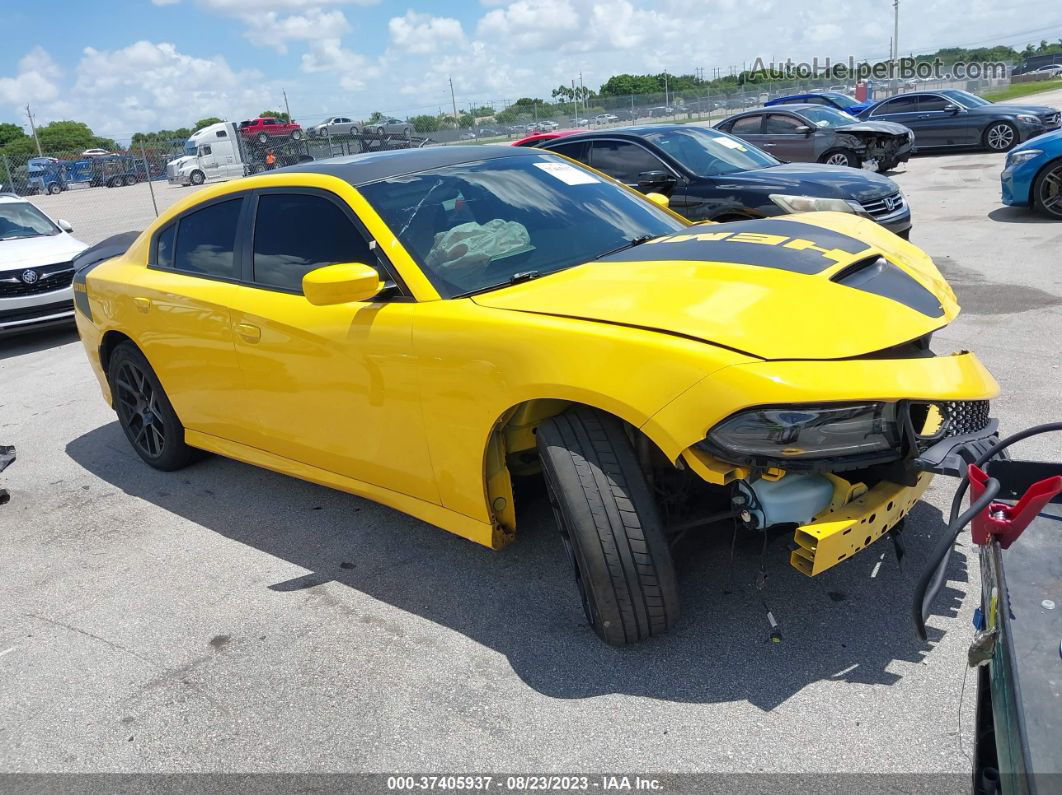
[571,78,577,120]
[25,105,42,156]
[282,89,293,123]
[663,71,669,107]
[449,76,459,129]
[893,0,900,75]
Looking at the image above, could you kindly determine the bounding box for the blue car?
[765,91,874,115]
[1001,128,1062,218]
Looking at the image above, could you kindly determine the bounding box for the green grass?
[983,78,1062,103]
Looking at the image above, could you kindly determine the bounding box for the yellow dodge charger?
[72,145,998,645]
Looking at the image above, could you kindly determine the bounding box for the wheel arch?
[99,329,136,374]
[481,395,674,544]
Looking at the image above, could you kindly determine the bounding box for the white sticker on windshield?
[534,161,600,185]
[717,137,747,151]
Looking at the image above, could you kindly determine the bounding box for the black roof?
[547,124,702,143]
[272,145,540,185]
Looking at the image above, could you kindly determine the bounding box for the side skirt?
[184,429,497,549]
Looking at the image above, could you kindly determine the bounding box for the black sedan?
[858,89,1060,152]
[538,125,911,236]
[715,104,914,171]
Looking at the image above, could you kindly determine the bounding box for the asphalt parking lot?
[2,95,1061,779]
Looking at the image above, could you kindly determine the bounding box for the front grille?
[166,162,176,179]
[1042,112,1061,126]
[0,263,74,298]
[860,191,906,218]
[938,400,991,437]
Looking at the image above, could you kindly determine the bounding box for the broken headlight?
[700,403,901,470]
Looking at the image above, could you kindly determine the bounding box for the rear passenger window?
[729,116,763,134]
[155,224,175,268]
[252,193,375,292]
[173,198,242,279]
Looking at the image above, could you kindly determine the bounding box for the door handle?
[132,297,151,313]
[761,143,776,147]
[236,322,261,343]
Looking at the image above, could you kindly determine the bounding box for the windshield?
[640,127,779,177]
[0,202,59,240]
[797,106,859,127]
[358,153,685,298]
[184,140,196,156]
[825,93,861,109]
[942,89,991,108]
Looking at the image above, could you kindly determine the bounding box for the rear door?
[721,114,768,150]
[133,195,254,443]
[868,95,923,139]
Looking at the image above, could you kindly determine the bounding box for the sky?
[1,0,1059,142]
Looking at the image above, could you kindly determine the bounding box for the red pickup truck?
[237,118,303,144]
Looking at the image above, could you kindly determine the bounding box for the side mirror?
[303,262,382,306]
[636,170,677,194]
[644,192,670,208]
[56,219,73,232]
[944,104,961,114]
[794,125,813,135]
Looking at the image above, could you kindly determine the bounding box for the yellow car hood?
[472,213,958,361]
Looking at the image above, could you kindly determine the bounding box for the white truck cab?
[166,122,247,186]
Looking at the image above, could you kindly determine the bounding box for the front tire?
[1033,159,1062,218]
[107,343,198,471]
[189,169,205,185]
[290,129,302,140]
[820,148,861,168]
[537,407,680,645]
[984,122,1017,152]
[256,132,269,144]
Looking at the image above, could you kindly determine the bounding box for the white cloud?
[477,0,581,51]
[301,38,380,92]
[66,41,271,136]
[0,47,63,106]
[242,8,351,53]
[388,11,465,55]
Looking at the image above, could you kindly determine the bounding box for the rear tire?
[820,148,861,168]
[536,407,680,645]
[107,342,198,472]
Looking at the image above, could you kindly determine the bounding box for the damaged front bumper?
[680,397,1000,577]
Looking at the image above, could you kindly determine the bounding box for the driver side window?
[252,192,378,292]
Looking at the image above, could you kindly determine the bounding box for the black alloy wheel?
[113,359,166,459]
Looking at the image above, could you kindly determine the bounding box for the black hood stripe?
[599,217,945,318]
[601,218,874,274]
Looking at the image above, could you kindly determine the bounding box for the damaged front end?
[836,124,916,171]
[674,398,996,577]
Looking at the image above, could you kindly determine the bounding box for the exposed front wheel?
[1033,160,1062,218]
[257,132,269,144]
[189,169,205,185]
[290,129,302,140]
[47,182,62,194]
[820,148,861,168]
[984,122,1017,152]
[107,343,199,471]
[536,407,680,645]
